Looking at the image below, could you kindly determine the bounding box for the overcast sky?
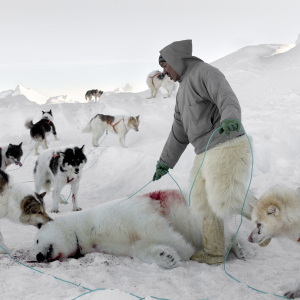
[0,0,299,100]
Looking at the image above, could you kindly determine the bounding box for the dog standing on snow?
[34,189,246,267]
[85,89,103,102]
[146,70,176,98]
[25,110,58,155]
[0,143,23,170]
[33,146,87,213]
[248,185,300,299]
[0,170,52,254]
[82,114,140,147]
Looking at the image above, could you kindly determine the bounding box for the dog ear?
[39,192,47,198]
[136,115,140,120]
[80,145,85,152]
[19,142,23,148]
[42,111,45,114]
[8,144,13,149]
[267,205,279,216]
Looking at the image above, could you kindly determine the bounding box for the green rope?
[1,127,290,300]
[186,127,289,299]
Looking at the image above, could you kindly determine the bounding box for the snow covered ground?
[1,36,300,300]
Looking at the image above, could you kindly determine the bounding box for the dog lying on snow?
[0,143,23,170]
[248,185,300,299]
[33,146,87,213]
[25,110,58,155]
[82,114,140,148]
[0,170,52,254]
[35,189,247,268]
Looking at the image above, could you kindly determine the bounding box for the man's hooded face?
[159,40,201,82]
[160,61,180,82]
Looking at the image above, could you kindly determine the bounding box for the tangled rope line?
[1,128,289,299]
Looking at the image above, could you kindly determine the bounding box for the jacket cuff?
[220,106,241,124]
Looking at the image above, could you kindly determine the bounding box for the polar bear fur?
[35,190,244,268]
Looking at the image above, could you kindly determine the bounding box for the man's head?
[159,55,180,82]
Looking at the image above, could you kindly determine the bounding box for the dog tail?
[82,121,92,133]
[25,118,34,129]
[0,170,9,194]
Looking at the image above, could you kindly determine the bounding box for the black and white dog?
[25,110,58,155]
[33,146,87,213]
[0,143,23,170]
[85,89,103,102]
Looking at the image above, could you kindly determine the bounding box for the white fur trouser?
[190,135,251,219]
[190,135,251,256]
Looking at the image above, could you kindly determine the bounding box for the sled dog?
[82,114,140,147]
[0,170,52,254]
[25,110,58,155]
[33,146,87,213]
[85,89,103,102]
[146,70,176,98]
[35,190,246,268]
[0,143,23,170]
[248,185,300,299]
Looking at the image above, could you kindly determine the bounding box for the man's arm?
[159,102,189,169]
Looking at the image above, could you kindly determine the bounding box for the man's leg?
[190,153,225,265]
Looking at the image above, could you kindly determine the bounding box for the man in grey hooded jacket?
[153,40,251,265]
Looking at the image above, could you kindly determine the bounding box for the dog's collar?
[45,120,51,124]
[57,157,74,183]
[297,237,300,242]
[108,118,124,134]
[149,72,162,86]
[67,177,74,183]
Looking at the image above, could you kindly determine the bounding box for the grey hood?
[159,40,202,77]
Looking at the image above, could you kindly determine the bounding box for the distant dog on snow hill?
[34,189,246,267]
[25,110,58,155]
[146,70,176,98]
[33,146,87,213]
[0,143,23,170]
[85,89,103,102]
[248,186,300,299]
[0,170,52,254]
[82,114,140,147]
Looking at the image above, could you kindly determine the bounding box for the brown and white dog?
[85,89,103,102]
[82,114,140,147]
[248,185,300,299]
[0,170,52,254]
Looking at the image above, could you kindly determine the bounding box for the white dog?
[0,170,52,254]
[33,146,87,213]
[146,70,176,98]
[82,114,140,147]
[248,185,300,299]
[34,189,246,268]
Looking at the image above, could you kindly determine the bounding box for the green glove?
[218,118,242,138]
[153,161,169,181]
